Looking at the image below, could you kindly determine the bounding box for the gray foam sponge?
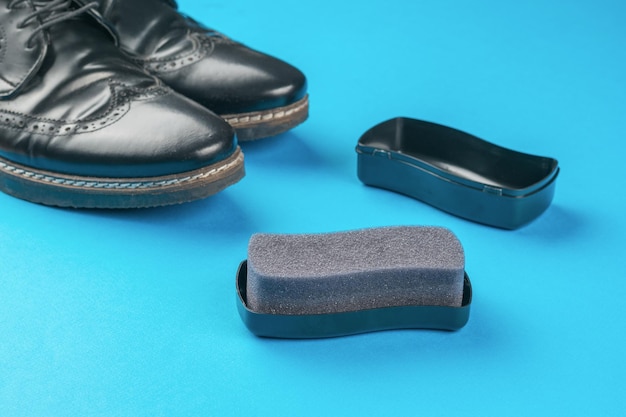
[246,226,465,315]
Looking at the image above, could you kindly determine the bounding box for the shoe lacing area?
[9,0,98,48]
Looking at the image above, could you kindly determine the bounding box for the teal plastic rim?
[235,261,472,339]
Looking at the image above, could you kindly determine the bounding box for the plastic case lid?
[356,117,559,229]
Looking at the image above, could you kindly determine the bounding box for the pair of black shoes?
[0,0,308,208]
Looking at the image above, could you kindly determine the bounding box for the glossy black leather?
[0,1,236,178]
[83,0,307,115]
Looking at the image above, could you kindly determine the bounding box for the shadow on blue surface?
[62,192,252,237]
[517,204,586,242]
[240,130,334,172]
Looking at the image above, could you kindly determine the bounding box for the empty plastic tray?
[356,118,559,229]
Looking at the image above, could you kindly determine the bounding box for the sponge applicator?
[236,226,472,338]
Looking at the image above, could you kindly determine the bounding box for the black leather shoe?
[0,0,244,208]
[82,0,309,141]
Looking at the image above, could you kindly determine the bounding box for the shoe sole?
[223,95,309,141]
[0,147,244,209]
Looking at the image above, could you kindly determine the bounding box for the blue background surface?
[2,0,625,415]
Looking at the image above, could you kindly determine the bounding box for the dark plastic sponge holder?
[236,261,472,339]
[356,118,559,229]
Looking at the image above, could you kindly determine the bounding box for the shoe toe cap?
[3,91,238,178]
[157,40,307,115]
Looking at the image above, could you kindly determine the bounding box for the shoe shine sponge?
[236,226,472,338]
